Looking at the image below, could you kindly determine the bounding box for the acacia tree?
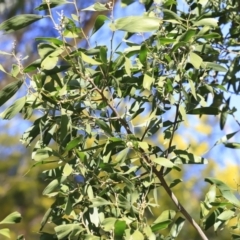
[1,0,240,239]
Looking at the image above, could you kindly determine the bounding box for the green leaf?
[95,119,113,136]
[131,230,144,240]
[220,105,228,130]
[90,197,112,207]
[65,135,83,151]
[41,55,58,70]
[169,217,185,238]
[217,210,235,221]
[154,210,176,223]
[61,114,70,144]
[92,15,109,36]
[82,2,109,11]
[40,208,52,231]
[169,179,182,188]
[81,52,102,65]
[0,229,10,238]
[114,220,126,238]
[115,148,129,163]
[124,57,132,76]
[0,212,21,224]
[139,44,148,65]
[101,218,117,231]
[158,37,176,45]
[195,33,221,40]
[201,62,227,72]
[178,28,197,42]
[223,142,240,149]
[153,157,175,168]
[43,176,67,196]
[215,131,239,145]
[55,224,84,239]
[143,73,154,90]
[0,97,26,119]
[35,37,71,46]
[0,80,23,107]
[187,107,219,115]
[189,52,202,69]
[32,147,53,161]
[151,220,172,232]
[205,178,240,207]
[162,9,183,23]
[35,0,68,10]
[112,16,160,32]
[11,64,20,77]
[189,79,197,99]
[63,163,73,177]
[193,18,218,27]
[174,150,208,164]
[0,14,44,33]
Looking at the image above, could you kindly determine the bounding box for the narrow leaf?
[65,136,83,151]
[205,178,240,207]
[223,142,240,149]
[189,52,202,69]
[153,157,175,168]
[220,105,228,130]
[0,14,44,33]
[95,119,113,136]
[187,107,219,115]
[0,97,26,119]
[201,62,227,72]
[92,15,108,36]
[90,197,112,207]
[143,73,154,90]
[0,80,23,107]
[113,16,160,32]
[35,0,68,10]
[0,212,21,224]
[193,18,218,27]
[0,229,10,238]
[82,2,109,11]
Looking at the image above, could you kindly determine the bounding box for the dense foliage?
[1,0,240,239]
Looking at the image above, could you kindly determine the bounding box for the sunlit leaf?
[205,178,240,207]
[112,16,160,32]
[169,217,185,237]
[189,52,202,69]
[90,197,112,207]
[153,157,175,168]
[0,229,10,238]
[55,224,84,239]
[0,212,21,224]
[223,142,240,149]
[35,0,68,10]
[193,18,218,27]
[0,97,26,119]
[43,176,67,196]
[82,2,109,11]
[201,62,227,72]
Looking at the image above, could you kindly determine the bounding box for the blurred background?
[0,0,239,239]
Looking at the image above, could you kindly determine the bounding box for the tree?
[1,0,240,239]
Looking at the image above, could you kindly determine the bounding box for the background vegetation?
[0,0,240,239]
